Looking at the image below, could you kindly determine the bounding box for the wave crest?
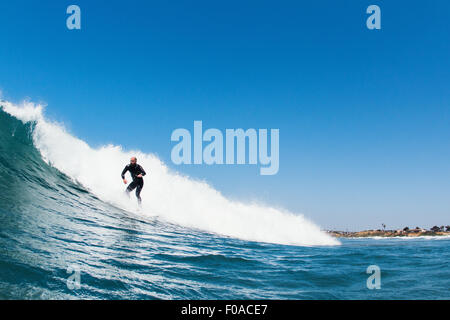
[0,99,339,246]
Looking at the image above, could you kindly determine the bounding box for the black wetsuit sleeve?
[139,165,147,176]
[121,165,129,179]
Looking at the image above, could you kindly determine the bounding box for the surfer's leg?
[135,181,143,204]
[126,181,137,197]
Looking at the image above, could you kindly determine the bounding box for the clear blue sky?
[1,1,449,230]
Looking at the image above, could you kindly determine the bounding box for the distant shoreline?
[327,226,450,238]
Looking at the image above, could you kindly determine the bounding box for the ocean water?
[0,101,449,300]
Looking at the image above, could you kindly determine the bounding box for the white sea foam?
[1,99,340,246]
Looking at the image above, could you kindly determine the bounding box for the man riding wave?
[121,157,146,204]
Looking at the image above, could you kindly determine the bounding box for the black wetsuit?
[121,164,146,203]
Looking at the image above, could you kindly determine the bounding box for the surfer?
[121,157,146,204]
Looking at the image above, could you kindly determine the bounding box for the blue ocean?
[1,102,449,300]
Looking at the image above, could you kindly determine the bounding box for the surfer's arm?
[121,166,129,180]
[135,166,146,179]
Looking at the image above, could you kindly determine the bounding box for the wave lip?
[1,99,340,246]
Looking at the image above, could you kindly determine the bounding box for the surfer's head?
[130,157,137,166]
